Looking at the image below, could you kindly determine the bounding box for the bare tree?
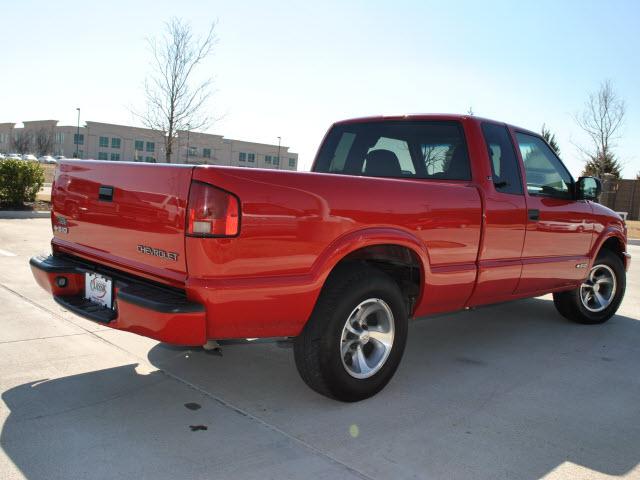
[137,18,216,163]
[34,128,54,156]
[541,124,560,155]
[422,145,439,173]
[421,145,450,175]
[575,80,625,178]
[11,130,33,155]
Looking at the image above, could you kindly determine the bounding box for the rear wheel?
[553,250,625,324]
[294,264,408,401]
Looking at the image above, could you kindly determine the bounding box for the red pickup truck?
[30,114,630,401]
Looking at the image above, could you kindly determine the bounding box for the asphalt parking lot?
[1,218,639,480]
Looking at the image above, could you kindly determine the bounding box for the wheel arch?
[311,228,429,317]
[591,228,629,270]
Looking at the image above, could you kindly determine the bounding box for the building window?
[99,136,109,148]
[76,150,84,159]
[146,141,155,152]
[247,153,255,162]
[289,158,296,168]
[111,138,121,149]
[265,155,272,164]
[134,140,144,151]
[55,132,64,144]
[73,134,84,145]
[273,156,280,165]
[203,148,211,158]
[239,152,246,161]
[110,153,120,161]
[136,155,143,162]
[98,152,108,160]
[145,156,156,163]
[188,146,197,157]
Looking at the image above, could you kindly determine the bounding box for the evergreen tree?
[582,152,622,178]
[541,124,560,155]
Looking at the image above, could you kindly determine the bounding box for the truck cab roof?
[333,113,536,136]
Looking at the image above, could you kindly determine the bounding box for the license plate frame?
[84,272,113,309]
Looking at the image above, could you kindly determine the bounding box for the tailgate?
[52,160,194,281]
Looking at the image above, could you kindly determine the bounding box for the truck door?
[467,122,528,306]
[513,131,594,293]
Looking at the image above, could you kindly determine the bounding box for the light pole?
[75,108,81,158]
[277,136,281,169]
[186,124,191,163]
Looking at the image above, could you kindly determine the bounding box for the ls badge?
[53,216,68,234]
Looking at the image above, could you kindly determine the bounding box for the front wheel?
[553,250,626,324]
[294,264,408,402]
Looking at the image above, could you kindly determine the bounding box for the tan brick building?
[0,120,298,170]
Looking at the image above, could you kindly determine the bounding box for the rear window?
[313,121,471,180]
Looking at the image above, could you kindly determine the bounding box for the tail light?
[187,181,240,237]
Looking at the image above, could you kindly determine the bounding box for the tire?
[553,249,626,325]
[294,263,408,402]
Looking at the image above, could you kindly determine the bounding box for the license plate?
[85,272,113,309]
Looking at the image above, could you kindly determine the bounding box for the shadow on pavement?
[2,297,640,479]
[1,364,358,480]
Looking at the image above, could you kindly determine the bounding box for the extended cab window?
[515,132,573,199]
[481,123,523,194]
[314,121,470,180]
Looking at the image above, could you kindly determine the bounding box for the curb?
[0,210,51,219]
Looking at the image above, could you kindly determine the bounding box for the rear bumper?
[30,254,207,346]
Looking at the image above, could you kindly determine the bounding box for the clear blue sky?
[3,0,639,177]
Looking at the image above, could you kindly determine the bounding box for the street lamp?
[186,124,191,163]
[277,136,281,169]
[75,108,80,158]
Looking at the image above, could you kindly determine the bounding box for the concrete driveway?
[1,218,639,480]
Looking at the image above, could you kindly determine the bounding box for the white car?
[0,153,5,159]
[54,155,66,161]
[22,154,38,161]
[38,155,57,164]
[7,153,22,160]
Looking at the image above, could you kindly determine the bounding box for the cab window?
[515,132,573,199]
[481,123,523,195]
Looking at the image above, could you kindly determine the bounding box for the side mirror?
[576,176,601,201]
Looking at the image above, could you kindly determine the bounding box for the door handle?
[99,185,114,202]
[528,209,540,221]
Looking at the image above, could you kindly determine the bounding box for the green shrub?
[0,159,45,208]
